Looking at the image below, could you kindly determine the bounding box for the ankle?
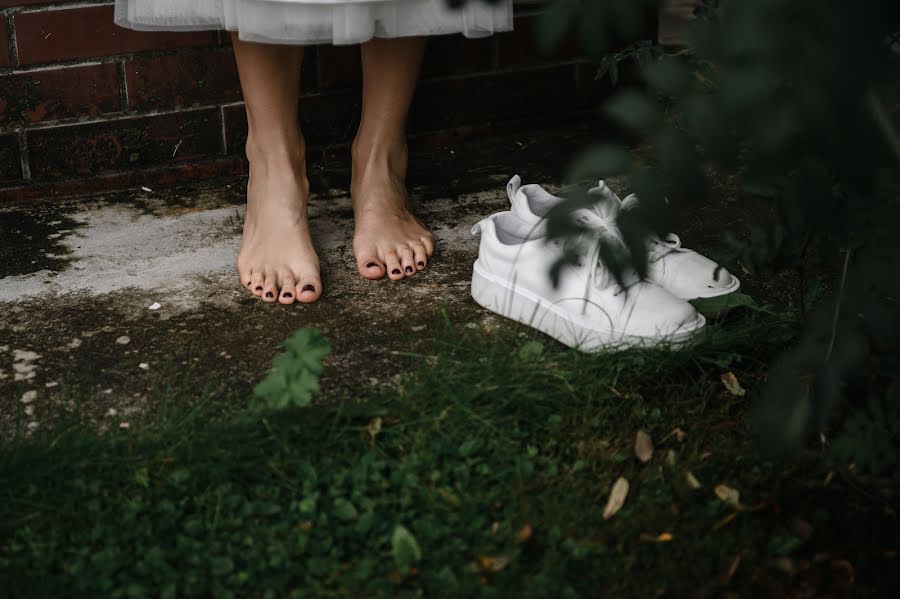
[351,135,408,178]
[246,133,307,179]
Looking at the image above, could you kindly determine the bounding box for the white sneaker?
[505,175,741,300]
[470,184,706,351]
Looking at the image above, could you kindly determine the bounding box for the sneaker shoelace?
[647,233,685,263]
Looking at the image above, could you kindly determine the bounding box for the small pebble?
[148,302,161,311]
[24,405,35,416]
[116,336,131,345]
[45,381,59,388]
[106,408,118,417]
[119,422,131,429]
[103,388,113,394]
[20,390,37,404]
[27,422,39,432]
[139,363,149,370]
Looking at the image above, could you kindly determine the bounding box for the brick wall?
[0,1,625,202]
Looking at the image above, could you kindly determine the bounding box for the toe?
[385,251,404,280]
[278,272,296,305]
[421,235,435,257]
[357,254,386,280]
[399,247,416,276]
[238,262,253,289]
[249,272,265,296]
[412,242,428,271]
[296,279,321,304]
[262,272,278,302]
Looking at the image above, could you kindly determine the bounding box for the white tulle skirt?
[114,0,513,45]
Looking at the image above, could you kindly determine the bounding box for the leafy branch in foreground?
[253,328,331,410]
[541,0,900,470]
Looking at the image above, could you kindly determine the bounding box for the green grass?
[1,311,897,597]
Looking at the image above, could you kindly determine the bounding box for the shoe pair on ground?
[471,175,740,351]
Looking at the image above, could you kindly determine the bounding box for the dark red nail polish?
[283,292,293,298]
[302,284,315,293]
[265,292,273,298]
[392,269,401,275]
[405,266,413,273]
[255,286,263,291]
[366,261,377,268]
[418,261,425,267]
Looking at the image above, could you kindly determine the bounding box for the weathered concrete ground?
[1,121,791,437]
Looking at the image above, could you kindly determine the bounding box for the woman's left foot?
[351,141,434,280]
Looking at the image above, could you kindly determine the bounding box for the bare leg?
[233,34,321,304]
[352,37,434,281]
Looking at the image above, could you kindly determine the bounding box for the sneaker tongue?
[586,181,622,220]
[620,193,640,211]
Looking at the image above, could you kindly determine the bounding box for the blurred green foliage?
[540,0,900,472]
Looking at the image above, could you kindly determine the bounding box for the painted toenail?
[266,292,274,298]
[302,284,315,293]
[405,266,413,274]
[283,292,293,298]
[418,261,425,267]
[392,269,401,275]
[366,261,377,268]
[255,286,263,291]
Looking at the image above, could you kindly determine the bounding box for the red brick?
[420,34,496,79]
[0,157,244,203]
[0,63,121,125]
[0,133,23,183]
[15,5,216,66]
[27,108,224,178]
[497,15,585,67]
[316,44,361,90]
[0,20,10,68]
[125,49,241,110]
[0,1,80,7]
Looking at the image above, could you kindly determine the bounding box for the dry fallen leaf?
[721,372,746,396]
[367,417,382,440]
[639,532,674,543]
[634,430,654,463]
[673,427,687,442]
[603,477,630,520]
[715,484,742,507]
[665,450,677,467]
[830,559,855,584]
[713,511,739,531]
[515,524,533,544]
[474,555,511,573]
[721,552,743,583]
[685,471,702,490]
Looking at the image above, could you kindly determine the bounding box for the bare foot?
[351,140,434,280]
[237,144,321,304]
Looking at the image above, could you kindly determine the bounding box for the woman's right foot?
[237,144,322,304]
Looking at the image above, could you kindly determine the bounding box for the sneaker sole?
[674,275,741,300]
[471,261,706,352]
